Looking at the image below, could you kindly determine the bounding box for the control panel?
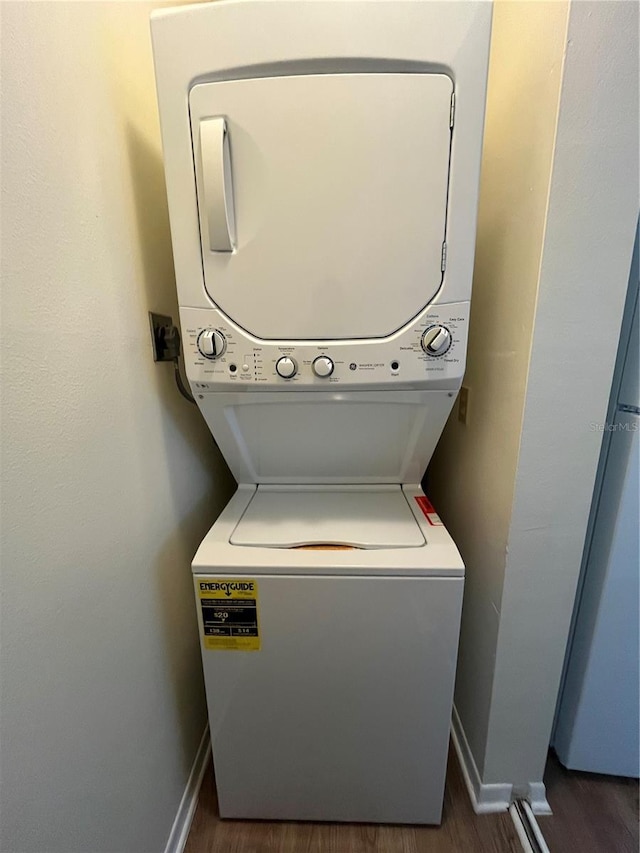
[180,302,469,392]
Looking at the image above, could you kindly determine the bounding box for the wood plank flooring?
[184,744,521,853]
[537,750,639,853]
[185,745,640,852]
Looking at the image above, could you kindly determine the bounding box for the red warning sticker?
[415,496,444,527]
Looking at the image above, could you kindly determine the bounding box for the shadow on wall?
[153,491,225,772]
[125,120,199,437]
[124,122,235,772]
[124,116,233,497]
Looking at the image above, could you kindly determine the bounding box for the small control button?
[242,363,250,372]
[312,356,334,378]
[276,356,297,379]
[229,364,237,373]
[391,361,399,371]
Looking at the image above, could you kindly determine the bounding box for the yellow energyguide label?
[197,578,260,651]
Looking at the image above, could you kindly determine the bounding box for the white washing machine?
[151,0,491,825]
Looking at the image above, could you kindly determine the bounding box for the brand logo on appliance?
[199,581,255,597]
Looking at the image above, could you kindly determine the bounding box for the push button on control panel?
[276,356,297,379]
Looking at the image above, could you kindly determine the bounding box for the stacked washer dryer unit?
[152,0,490,826]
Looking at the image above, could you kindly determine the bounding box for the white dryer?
[151,0,491,824]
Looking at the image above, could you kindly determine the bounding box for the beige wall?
[429,0,569,779]
[0,3,234,851]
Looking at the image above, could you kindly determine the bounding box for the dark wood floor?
[184,745,521,853]
[185,747,640,853]
[538,750,639,853]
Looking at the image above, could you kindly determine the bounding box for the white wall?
[429,0,569,780]
[0,3,234,852]
[430,0,639,797]
[482,0,639,790]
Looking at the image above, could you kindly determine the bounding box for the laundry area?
[150,0,491,827]
[0,2,637,853]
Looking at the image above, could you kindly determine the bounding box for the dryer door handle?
[199,117,236,253]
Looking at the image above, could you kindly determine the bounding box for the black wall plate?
[149,312,176,362]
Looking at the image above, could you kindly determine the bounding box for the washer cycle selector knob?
[312,356,334,378]
[276,356,297,379]
[421,326,452,356]
[197,329,226,359]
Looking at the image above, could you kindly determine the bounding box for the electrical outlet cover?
[149,312,174,362]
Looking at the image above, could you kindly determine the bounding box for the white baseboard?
[451,705,512,813]
[525,781,552,815]
[164,725,212,853]
[451,706,551,816]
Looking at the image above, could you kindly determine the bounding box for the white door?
[189,73,453,340]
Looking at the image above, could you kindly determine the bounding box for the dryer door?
[189,73,453,340]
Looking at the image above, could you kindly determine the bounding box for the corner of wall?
[428,0,570,786]
[474,0,638,791]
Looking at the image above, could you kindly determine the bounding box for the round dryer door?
[189,73,453,341]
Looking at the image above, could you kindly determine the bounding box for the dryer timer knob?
[197,329,226,359]
[421,326,451,356]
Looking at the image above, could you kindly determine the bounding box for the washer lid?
[189,72,453,340]
[230,487,425,549]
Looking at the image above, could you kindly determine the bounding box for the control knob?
[197,329,226,359]
[421,325,451,356]
[276,356,297,379]
[312,356,334,378]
